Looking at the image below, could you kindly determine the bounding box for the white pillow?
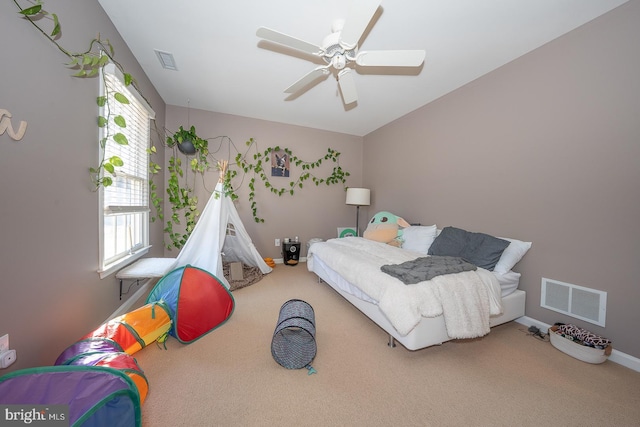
[493,238,532,274]
[402,225,437,255]
[493,270,521,297]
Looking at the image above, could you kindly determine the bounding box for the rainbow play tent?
[146,265,235,343]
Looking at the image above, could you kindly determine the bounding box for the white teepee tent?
[116,161,272,289]
[173,161,272,288]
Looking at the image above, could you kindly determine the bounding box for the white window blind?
[99,64,155,276]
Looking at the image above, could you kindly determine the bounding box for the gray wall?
[363,1,640,358]
[0,2,166,371]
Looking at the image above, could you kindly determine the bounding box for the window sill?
[99,246,151,279]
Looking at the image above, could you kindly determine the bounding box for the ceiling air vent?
[154,50,178,71]
[541,278,607,327]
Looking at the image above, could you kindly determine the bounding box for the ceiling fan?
[256,0,425,106]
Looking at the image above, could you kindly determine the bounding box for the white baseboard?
[106,279,153,322]
[515,316,640,373]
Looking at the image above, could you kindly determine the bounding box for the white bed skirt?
[310,256,526,351]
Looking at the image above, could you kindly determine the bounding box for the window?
[98,63,155,278]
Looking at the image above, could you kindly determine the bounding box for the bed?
[307,226,530,350]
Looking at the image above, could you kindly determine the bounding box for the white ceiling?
[98,0,627,137]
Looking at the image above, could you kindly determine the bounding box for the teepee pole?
[218,160,228,183]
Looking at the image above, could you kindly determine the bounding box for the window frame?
[98,63,155,278]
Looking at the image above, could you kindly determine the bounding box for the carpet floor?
[133,264,640,426]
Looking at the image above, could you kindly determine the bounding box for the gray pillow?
[428,226,510,271]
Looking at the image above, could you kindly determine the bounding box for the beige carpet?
[134,265,640,427]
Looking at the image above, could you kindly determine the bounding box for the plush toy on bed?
[363,211,410,247]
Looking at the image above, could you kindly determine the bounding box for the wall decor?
[0,109,27,141]
[271,149,290,177]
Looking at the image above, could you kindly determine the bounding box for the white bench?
[116,258,176,299]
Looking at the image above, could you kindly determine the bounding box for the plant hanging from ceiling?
[13,0,151,189]
[150,125,211,250]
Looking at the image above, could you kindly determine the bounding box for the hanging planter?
[168,125,205,157]
[177,139,196,155]
[156,125,211,250]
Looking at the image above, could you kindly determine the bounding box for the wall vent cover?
[541,278,607,326]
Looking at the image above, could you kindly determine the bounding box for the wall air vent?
[154,50,178,71]
[541,278,606,327]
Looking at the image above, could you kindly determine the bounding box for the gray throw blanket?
[381,256,477,284]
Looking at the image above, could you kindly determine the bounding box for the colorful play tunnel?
[0,264,235,425]
[53,301,173,405]
[146,265,235,343]
[80,301,173,355]
[0,365,141,427]
[57,349,149,404]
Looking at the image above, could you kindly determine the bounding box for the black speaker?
[282,242,301,266]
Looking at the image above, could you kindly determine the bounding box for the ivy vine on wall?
[148,125,211,250]
[150,132,351,251]
[226,142,350,224]
[13,0,142,189]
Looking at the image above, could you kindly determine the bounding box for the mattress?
[314,253,521,301]
[309,248,526,350]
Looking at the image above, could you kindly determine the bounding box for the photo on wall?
[271,150,289,177]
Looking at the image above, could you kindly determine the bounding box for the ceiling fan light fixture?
[332,55,347,70]
[256,0,424,107]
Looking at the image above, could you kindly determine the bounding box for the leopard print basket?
[549,324,612,364]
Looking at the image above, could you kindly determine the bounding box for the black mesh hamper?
[271,299,316,370]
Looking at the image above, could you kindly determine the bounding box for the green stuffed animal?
[363,211,410,247]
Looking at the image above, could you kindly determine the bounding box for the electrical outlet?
[275,238,281,247]
[0,334,8,353]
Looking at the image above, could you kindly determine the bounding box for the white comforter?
[307,237,503,339]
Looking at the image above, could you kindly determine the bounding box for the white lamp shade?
[346,188,371,206]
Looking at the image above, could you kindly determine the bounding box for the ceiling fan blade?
[338,68,358,105]
[256,27,323,56]
[355,50,426,67]
[284,67,330,94]
[339,0,381,50]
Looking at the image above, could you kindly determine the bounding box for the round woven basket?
[271,299,316,369]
